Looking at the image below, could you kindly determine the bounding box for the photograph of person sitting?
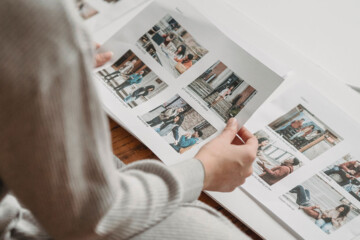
[287,178,359,234]
[97,50,168,108]
[187,61,257,122]
[141,95,217,154]
[136,14,208,78]
[323,155,360,201]
[124,85,155,103]
[257,157,300,186]
[252,130,302,185]
[171,130,203,153]
[269,104,343,160]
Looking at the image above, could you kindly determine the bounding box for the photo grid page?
[242,83,360,240]
[93,0,283,165]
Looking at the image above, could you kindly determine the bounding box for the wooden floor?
[109,117,262,239]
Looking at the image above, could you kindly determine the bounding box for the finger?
[95,51,113,68]
[219,118,238,144]
[95,42,101,49]
[237,127,258,154]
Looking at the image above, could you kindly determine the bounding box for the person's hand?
[94,43,113,68]
[349,170,356,175]
[195,118,258,192]
[185,133,191,138]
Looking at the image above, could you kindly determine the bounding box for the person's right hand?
[195,118,258,192]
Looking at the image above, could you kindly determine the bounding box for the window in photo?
[285,175,360,234]
[269,104,343,160]
[136,14,209,78]
[323,154,360,202]
[187,61,257,122]
[97,50,168,108]
[253,130,302,186]
[141,95,217,154]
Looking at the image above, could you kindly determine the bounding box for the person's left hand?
[94,43,113,68]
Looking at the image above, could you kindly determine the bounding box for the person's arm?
[262,166,282,177]
[0,2,205,239]
[340,161,354,173]
[0,2,258,239]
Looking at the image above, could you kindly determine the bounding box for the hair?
[336,204,350,219]
[196,130,203,138]
[145,85,155,91]
[257,137,269,144]
[316,130,322,134]
[308,124,315,129]
[292,158,300,166]
[187,54,194,60]
[176,45,187,57]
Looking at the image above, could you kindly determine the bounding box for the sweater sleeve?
[0,1,204,239]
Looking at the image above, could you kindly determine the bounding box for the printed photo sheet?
[242,82,360,240]
[93,0,283,164]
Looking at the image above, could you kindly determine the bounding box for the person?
[146,107,184,127]
[162,32,175,47]
[0,1,258,239]
[325,161,360,186]
[174,54,194,70]
[173,45,186,59]
[257,157,300,185]
[257,137,270,153]
[276,118,305,136]
[290,186,350,233]
[123,85,155,103]
[289,125,315,140]
[104,59,137,82]
[171,131,203,153]
[209,86,234,108]
[113,71,144,92]
[155,114,185,142]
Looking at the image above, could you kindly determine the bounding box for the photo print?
[187,61,257,122]
[103,0,122,3]
[269,104,343,160]
[136,14,209,78]
[97,50,168,108]
[253,130,302,186]
[77,0,99,20]
[284,175,360,234]
[141,95,217,154]
[323,154,360,202]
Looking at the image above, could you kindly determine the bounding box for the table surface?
[108,117,262,240]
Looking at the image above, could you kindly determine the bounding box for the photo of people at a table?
[253,130,302,186]
[323,154,360,202]
[187,61,257,122]
[136,14,208,78]
[141,95,217,154]
[269,104,343,160]
[97,50,168,108]
[285,175,360,234]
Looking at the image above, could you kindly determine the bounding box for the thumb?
[219,118,238,143]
